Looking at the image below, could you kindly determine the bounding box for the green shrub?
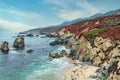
[84,28,106,47]
[85,28,106,39]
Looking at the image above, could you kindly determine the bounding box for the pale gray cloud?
[0,19,37,31]
[44,0,99,20]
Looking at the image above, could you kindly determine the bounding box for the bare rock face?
[93,56,102,67]
[94,37,116,52]
[107,60,120,80]
[98,54,120,80]
[101,40,116,52]
[13,36,25,49]
[89,37,119,66]
[90,47,105,66]
[76,36,92,61]
[94,37,106,47]
[1,41,9,53]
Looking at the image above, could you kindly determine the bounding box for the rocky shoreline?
[47,28,120,80]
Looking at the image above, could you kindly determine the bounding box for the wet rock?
[49,52,60,58]
[46,32,58,37]
[60,50,67,56]
[27,49,34,53]
[1,41,9,53]
[36,34,39,37]
[13,36,25,49]
[49,39,68,45]
[26,33,34,37]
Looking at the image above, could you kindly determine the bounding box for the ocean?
[0,31,70,80]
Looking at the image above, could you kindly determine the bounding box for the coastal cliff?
[48,14,120,80]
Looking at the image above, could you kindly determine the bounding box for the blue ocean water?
[0,31,70,80]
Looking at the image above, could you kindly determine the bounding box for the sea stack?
[13,36,25,49]
[1,41,9,53]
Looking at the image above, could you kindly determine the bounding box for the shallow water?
[0,31,70,80]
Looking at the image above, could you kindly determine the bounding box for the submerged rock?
[13,36,25,49]
[26,33,34,37]
[1,41,9,53]
[27,49,34,53]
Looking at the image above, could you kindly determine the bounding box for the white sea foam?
[54,46,70,54]
[9,51,19,55]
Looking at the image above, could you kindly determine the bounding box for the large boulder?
[13,36,25,49]
[1,41,9,53]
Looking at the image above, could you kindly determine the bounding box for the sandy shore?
[56,60,99,80]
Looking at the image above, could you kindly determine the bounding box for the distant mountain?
[25,8,120,33]
[103,9,120,16]
[89,13,103,19]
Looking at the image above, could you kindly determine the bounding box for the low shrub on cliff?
[84,28,106,46]
[85,28,106,39]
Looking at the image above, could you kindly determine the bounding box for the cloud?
[76,0,99,14]
[0,19,37,31]
[8,10,42,19]
[0,8,42,19]
[0,2,42,19]
[44,0,99,20]
[57,9,83,20]
[44,0,68,8]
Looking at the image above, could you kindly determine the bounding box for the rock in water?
[1,41,9,53]
[13,36,25,49]
[60,50,67,56]
[27,49,34,53]
[49,52,60,58]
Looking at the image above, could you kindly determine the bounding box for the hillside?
[63,14,120,40]
[25,9,120,34]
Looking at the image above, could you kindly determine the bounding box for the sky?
[0,0,120,31]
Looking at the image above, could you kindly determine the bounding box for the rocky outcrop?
[49,52,60,58]
[13,36,25,49]
[65,36,120,67]
[49,37,68,45]
[76,36,92,61]
[98,54,120,80]
[0,41,9,53]
[60,50,67,56]
[89,37,119,66]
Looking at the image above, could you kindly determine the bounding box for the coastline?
[52,56,99,80]
[60,61,99,80]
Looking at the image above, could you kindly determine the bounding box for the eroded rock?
[49,52,60,58]
[1,41,9,53]
[13,36,25,49]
